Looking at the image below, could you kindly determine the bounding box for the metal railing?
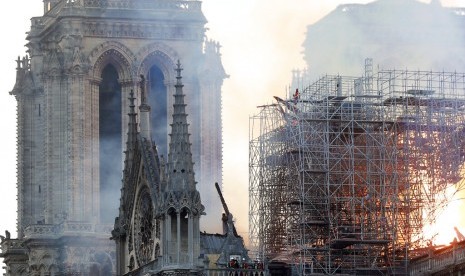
[203,268,266,276]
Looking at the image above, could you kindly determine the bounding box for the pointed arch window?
[99,64,122,223]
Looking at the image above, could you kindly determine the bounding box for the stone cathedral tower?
[1,0,226,274]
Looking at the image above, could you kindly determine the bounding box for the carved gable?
[113,91,162,274]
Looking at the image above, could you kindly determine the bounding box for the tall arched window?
[99,64,122,223]
[148,65,168,158]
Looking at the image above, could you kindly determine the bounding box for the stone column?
[177,212,181,263]
[188,213,193,264]
[89,78,101,222]
[165,214,171,265]
[194,217,200,261]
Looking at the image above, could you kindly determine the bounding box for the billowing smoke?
[147,66,168,159]
[99,136,123,223]
[303,0,465,79]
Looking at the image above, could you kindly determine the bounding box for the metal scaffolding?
[249,61,465,275]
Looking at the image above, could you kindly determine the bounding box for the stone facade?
[1,0,226,274]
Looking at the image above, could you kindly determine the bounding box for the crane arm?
[215,182,238,237]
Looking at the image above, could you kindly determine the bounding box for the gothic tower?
[1,0,226,274]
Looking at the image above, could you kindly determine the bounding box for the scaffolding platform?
[331,239,390,249]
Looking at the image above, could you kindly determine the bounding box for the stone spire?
[138,75,152,140]
[166,60,196,192]
[126,90,138,153]
[119,89,138,224]
[157,61,203,270]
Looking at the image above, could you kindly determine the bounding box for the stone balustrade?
[23,224,60,238]
[78,0,202,11]
[0,239,26,255]
[23,222,114,239]
[41,0,202,11]
[164,252,191,266]
[409,242,465,275]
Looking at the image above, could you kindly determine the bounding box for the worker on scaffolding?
[293,88,299,104]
